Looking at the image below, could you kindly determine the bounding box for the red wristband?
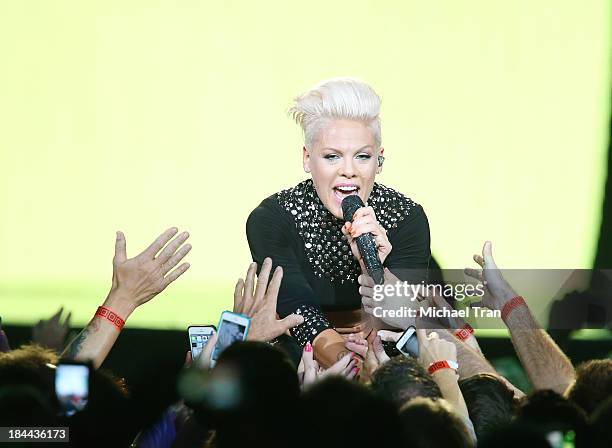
[427,359,459,375]
[454,323,474,341]
[95,306,126,330]
[501,296,526,322]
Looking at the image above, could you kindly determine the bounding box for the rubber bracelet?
[95,306,126,330]
[501,296,526,322]
[454,323,474,341]
[428,359,459,375]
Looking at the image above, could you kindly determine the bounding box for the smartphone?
[395,326,419,358]
[188,325,217,360]
[210,311,251,367]
[55,360,91,416]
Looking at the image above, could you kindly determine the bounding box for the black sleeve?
[246,198,332,346]
[384,204,431,282]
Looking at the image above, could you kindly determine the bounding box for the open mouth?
[333,185,360,202]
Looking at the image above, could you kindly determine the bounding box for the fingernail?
[352,367,360,375]
[304,343,312,352]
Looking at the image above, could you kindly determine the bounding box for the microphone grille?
[341,195,364,222]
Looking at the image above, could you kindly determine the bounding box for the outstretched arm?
[465,241,574,394]
[63,228,191,368]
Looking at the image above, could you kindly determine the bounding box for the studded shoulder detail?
[277,179,417,284]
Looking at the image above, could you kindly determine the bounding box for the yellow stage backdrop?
[0,1,610,329]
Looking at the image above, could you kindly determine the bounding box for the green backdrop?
[0,1,610,329]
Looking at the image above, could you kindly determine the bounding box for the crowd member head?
[458,373,517,439]
[398,397,474,448]
[0,344,136,446]
[290,77,384,220]
[208,341,300,448]
[516,389,588,447]
[566,359,612,415]
[589,395,612,448]
[299,376,400,447]
[0,344,59,425]
[370,355,442,408]
[478,422,554,448]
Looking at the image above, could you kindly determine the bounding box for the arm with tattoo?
[62,228,191,368]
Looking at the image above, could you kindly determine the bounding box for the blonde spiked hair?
[289,78,382,150]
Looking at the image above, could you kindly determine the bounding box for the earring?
[377,156,385,167]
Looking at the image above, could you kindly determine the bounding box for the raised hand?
[299,343,359,389]
[106,228,191,316]
[416,328,457,372]
[233,258,304,342]
[464,241,517,311]
[32,307,72,352]
[359,268,420,329]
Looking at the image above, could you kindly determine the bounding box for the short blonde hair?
[289,77,382,149]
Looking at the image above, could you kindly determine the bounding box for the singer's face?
[303,119,382,220]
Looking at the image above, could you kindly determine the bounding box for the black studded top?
[246,179,430,347]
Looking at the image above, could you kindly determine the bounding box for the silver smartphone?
[188,325,217,360]
[395,326,419,358]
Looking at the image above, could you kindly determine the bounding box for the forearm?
[432,370,470,420]
[62,294,135,369]
[313,329,351,368]
[505,304,574,394]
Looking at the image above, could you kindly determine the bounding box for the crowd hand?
[419,291,482,354]
[341,206,392,270]
[233,258,304,342]
[32,307,72,352]
[186,333,218,370]
[299,342,359,389]
[464,241,518,311]
[416,328,457,373]
[106,228,192,316]
[345,332,390,379]
[359,268,420,330]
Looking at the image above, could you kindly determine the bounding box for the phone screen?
[212,319,248,362]
[189,326,216,359]
[396,327,419,358]
[55,363,89,416]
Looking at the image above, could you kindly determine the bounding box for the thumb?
[302,342,316,386]
[278,313,304,333]
[482,241,495,268]
[114,231,127,264]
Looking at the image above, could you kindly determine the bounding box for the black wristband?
[290,305,332,347]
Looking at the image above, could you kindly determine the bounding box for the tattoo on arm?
[63,318,100,359]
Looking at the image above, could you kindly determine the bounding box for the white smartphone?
[55,360,91,416]
[395,326,419,358]
[188,325,217,360]
[210,311,251,367]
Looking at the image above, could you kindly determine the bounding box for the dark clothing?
[246,179,431,346]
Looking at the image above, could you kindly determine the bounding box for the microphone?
[341,195,385,285]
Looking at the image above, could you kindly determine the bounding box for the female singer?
[247,78,430,367]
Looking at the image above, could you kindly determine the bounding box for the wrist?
[501,296,527,322]
[427,359,459,376]
[454,323,474,341]
[103,292,136,320]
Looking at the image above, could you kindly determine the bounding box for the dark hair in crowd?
[566,359,612,415]
[299,376,401,447]
[458,373,516,439]
[209,342,300,448]
[370,356,442,408]
[398,397,474,448]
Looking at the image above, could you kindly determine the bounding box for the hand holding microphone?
[341,195,392,285]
